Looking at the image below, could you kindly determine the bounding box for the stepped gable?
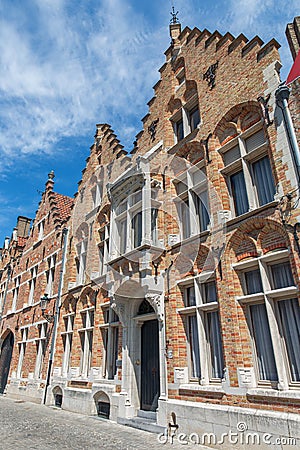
[134,23,281,155]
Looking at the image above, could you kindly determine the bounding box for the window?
[188,315,201,378]
[38,220,45,240]
[118,218,127,255]
[151,208,159,245]
[220,125,276,217]
[101,307,120,379]
[46,255,56,296]
[176,68,185,86]
[35,322,48,379]
[61,313,75,376]
[172,99,201,144]
[175,118,184,142]
[17,328,28,378]
[175,163,210,240]
[178,276,224,383]
[189,106,200,132]
[235,251,300,386]
[98,224,109,276]
[132,211,142,248]
[91,183,103,209]
[249,303,278,382]
[28,266,38,305]
[79,308,94,378]
[12,276,21,312]
[76,240,87,285]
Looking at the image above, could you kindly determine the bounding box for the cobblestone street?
[0,396,206,450]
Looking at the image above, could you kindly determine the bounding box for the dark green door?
[0,332,14,394]
[141,320,160,411]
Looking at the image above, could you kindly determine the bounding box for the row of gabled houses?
[0,16,300,448]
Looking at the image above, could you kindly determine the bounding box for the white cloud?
[0,0,296,168]
[0,0,168,162]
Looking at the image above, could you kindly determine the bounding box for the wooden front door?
[141,319,160,411]
[0,332,14,394]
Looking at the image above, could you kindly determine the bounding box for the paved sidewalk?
[0,396,208,450]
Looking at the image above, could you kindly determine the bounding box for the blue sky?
[0,0,298,242]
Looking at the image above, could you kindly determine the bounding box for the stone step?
[117,416,166,435]
[137,410,157,421]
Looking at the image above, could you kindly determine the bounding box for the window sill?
[85,206,100,221]
[108,243,165,265]
[247,388,300,400]
[179,383,225,394]
[170,230,210,251]
[226,201,279,228]
[167,128,199,155]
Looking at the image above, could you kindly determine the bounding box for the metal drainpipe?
[275,83,300,186]
[42,227,69,405]
[0,264,12,327]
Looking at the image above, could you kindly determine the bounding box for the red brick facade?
[1,17,299,446]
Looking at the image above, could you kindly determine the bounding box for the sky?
[0,0,298,242]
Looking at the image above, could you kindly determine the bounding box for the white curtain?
[250,304,278,381]
[208,311,224,379]
[205,281,217,303]
[245,269,263,294]
[253,156,275,206]
[271,262,294,289]
[230,170,249,216]
[189,315,201,378]
[278,299,300,382]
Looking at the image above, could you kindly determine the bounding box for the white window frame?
[91,183,103,209]
[78,307,94,378]
[12,276,21,312]
[34,322,48,379]
[219,123,276,217]
[174,162,210,241]
[46,255,56,297]
[28,266,38,306]
[99,306,120,380]
[178,273,224,384]
[38,219,45,241]
[171,97,201,144]
[61,312,75,377]
[17,327,29,378]
[234,249,299,389]
[76,240,87,286]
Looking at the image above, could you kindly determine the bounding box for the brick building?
[0,172,73,402]
[0,15,300,448]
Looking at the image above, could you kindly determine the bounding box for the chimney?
[17,216,31,238]
[286,16,300,61]
[12,227,18,241]
[4,237,10,250]
[46,170,55,191]
[170,23,181,42]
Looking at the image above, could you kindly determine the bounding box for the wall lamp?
[40,293,55,323]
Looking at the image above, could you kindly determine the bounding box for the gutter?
[275,83,300,186]
[42,227,69,405]
[0,264,12,327]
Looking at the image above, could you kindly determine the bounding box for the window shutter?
[245,130,266,153]
[223,145,240,166]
